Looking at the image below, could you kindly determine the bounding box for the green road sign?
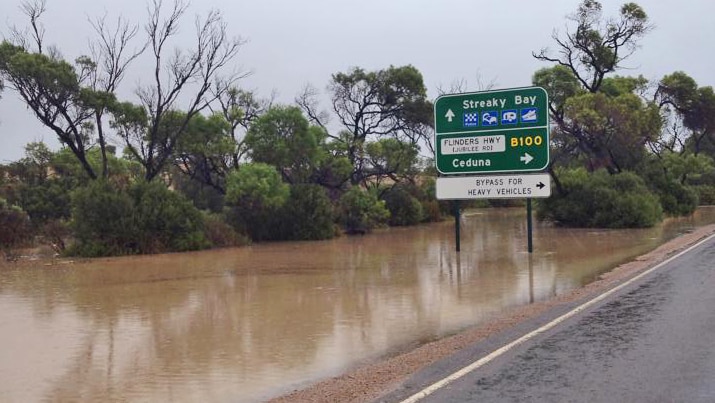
[434,86,549,174]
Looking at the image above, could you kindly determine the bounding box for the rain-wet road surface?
[385,233,715,402]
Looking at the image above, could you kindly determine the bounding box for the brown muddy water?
[1,207,714,402]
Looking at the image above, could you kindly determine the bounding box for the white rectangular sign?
[440,135,506,155]
[436,174,551,200]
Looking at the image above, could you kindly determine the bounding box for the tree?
[1,0,245,182]
[112,0,246,181]
[363,138,419,191]
[655,72,715,157]
[215,87,270,168]
[244,106,325,184]
[301,65,432,186]
[562,81,661,173]
[533,2,655,178]
[172,112,235,194]
[533,1,651,93]
[0,0,142,179]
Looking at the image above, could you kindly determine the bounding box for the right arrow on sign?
[536,182,545,189]
[520,153,534,165]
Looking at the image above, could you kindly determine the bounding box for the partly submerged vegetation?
[1,0,714,257]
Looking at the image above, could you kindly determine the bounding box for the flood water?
[1,207,714,402]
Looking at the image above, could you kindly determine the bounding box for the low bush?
[338,186,389,234]
[381,185,424,226]
[637,160,699,216]
[202,212,250,248]
[691,185,715,206]
[539,169,663,228]
[0,198,31,249]
[69,180,137,257]
[69,180,210,257]
[280,184,336,240]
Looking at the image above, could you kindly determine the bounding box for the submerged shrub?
[539,169,663,228]
[381,185,424,226]
[202,212,250,248]
[224,163,289,242]
[280,184,336,240]
[69,180,136,257]
[128,181,210,253]
[69,180,209,257]
[338,186,389,234]
[0,198,31,249]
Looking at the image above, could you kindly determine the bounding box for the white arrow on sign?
[520,153,534,165]
[445,109,455,122]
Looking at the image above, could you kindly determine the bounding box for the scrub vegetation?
[1,0,714,257]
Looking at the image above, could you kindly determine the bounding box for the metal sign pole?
[527,198,533,254]
[454,200,461,252]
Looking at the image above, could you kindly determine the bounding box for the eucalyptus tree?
[533,0,651,94]
[112,0,246,181]
[656,72,715,157]
[533,1,656,177]
[300,65,433,186]
[0,0,142,179]
[1,0,245,182]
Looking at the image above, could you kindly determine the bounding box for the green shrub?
[539,169,663,228]
[636,159,699,216]
[69,180,210,257]
[280,184,336,240]
[338,187,389,234]
[381,185,424,226]
[202,212,250,248]
[128,181,210,253]
[694,185,715,205]
[69,180,137,257]
[0,198,31,249]
[16,177,74,226]
[224,163,289,242]
[656,181,699,216]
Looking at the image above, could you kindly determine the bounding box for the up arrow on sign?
[444,109,455,122]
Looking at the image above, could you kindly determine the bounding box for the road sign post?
[434,87,549,175]
[434,87,551,254]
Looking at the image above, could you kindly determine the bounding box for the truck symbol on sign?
[482,112,498,126]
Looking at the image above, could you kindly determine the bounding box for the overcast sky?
[1,0,713,162]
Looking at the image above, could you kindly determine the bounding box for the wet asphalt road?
[381,235,715,403]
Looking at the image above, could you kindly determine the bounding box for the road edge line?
[398,232,715,403]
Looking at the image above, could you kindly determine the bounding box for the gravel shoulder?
[270,224,715,403]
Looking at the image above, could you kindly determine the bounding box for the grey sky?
[1,0,713,162]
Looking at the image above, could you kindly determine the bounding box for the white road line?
[399,233,715,403]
